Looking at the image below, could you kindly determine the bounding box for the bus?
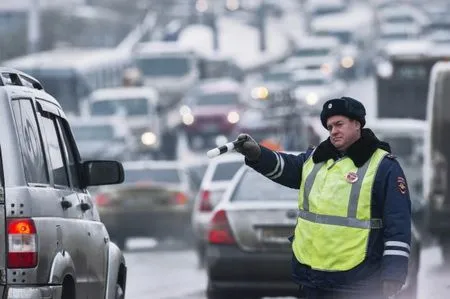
[424,61,450,263]
[375,40,450,119]
[132,41,200,111]
[3,47,131,115]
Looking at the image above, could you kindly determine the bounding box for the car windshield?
[211,161,243,181]
[316,30,352,44]
[195,92,239,106]
[231,169,298,201]
[72,125,115,141]
[381,33,411,40]
[90,98,149,116]
[294,48,330,57]
[124,168,181,184]
[294,78,326,85]
[262,71,292,82]
[136,56,191,76]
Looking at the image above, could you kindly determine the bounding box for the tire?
[206,281,228,299]
[206,280,257,299]
[115,283,125,299]
[441,240,450,264]
[196,242,206,269]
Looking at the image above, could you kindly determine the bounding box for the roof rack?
[0,67,44,91]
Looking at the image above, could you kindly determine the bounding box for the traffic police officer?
[235,97,411,298]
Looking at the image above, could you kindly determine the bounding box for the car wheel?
[196,242,206,269]
[206,285,226,299]
[441,240,450,264]
[207,280,257,299]
[115,283,124,299]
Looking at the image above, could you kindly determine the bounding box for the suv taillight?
[7,218,38,268]
[208,210,235,245]
[95,193,110,206]
[199,190,213,212]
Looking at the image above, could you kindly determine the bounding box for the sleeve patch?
[397,177,407,194]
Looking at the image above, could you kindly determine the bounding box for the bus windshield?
[294,48,330,57]
[136,56,191,76]
[90,98,149,116]
[72,125,115,141]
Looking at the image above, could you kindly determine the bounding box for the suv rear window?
[211,161,243,181]
[231,169,298,201]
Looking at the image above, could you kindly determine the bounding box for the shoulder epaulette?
[386,154,396,159]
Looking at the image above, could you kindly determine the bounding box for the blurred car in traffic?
[247,65,297,108]
[191,153,244,268]
[376,23,422,53]
[290,70,347,114]
[180,78,246,149]
[287,36,342,76]
[205,163,302,299]
[68,115,135,161]
[93,160,198,249]
[82,86,168,159]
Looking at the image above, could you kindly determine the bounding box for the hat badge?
[346,172,358,184]
[328,103,332,109]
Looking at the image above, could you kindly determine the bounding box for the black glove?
[234,133,261,161]
[382,280,403,298]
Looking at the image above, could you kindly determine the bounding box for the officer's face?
[326,115,361,151]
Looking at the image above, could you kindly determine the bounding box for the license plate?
[259,226,294,243]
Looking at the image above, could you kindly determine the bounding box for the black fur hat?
[320,96,366,129]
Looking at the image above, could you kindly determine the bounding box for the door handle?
[60,198,72,210]
[79,202,91,212]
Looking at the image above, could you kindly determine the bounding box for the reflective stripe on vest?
[293,148,388,271]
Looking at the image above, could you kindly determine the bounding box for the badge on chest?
[346,172,358,184]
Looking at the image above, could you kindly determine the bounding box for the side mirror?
[82,160,124,187]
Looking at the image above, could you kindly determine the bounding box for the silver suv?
[0,68,127,299]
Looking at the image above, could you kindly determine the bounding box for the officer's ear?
[352,119,361,130]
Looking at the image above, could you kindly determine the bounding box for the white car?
[191,153,244,267]
[82,86,170,158]
[287,36,342,76]
[290,70,347,113]
[376,23,422,51]
[68,116,135,161]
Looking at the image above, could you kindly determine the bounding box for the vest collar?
[312,129,391,167]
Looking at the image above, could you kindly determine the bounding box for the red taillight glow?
[199,190,213,212]
[95,193,110,206]
[7,218,38,268]
[173,192,188,205]
[208,210,235,245]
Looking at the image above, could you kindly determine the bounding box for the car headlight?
[376,62,393,78]
[179,105,191,116]
[182,113,195,125]
[227,111,240,124]
[305,92,319,106]
[320,63,333,75]
[341,56,354,68]
[251,86,269,100]
[141,132,157,146]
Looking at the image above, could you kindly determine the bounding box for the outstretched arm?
[245,146,312,189]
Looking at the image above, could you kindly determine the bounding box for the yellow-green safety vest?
[292,148,388,271]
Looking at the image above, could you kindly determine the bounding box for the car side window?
[11,99,49,184]
[56,118,81,189]
[39,113,69,187]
